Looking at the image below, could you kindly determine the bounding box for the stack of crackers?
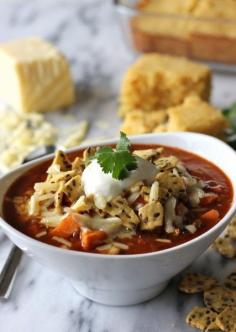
[119,53,228,138]
[179,216,236,331]
[214,217,236,259]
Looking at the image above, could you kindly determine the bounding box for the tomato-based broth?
[3,144,233,255]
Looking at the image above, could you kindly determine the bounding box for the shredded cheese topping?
[18,146,215,254]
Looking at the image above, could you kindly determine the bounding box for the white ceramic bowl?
[0,133,236,306]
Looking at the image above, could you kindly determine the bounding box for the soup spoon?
[0,145,55,299]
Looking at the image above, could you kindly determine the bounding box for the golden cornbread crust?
[131,21,190,57]
[120,109,167,135]
[120,96,228,138]
[166,95,228,136]
[132,0,236,64]
[136,0,197,15]
[119,53,211,117]
[190,34,236,64]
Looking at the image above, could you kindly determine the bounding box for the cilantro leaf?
[111,150,137,180]
[91,132,137,180]
[222,102,236,150]
[116,131,131,151]
[223,102,236,132]
[92,146,114,174]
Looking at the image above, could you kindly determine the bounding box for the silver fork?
[0,145,55,299]
[0,246,22,299]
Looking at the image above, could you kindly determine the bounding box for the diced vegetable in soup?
[3,133,233,255]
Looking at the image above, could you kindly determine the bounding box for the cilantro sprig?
[223,102,236,149]
[90,132,137,180]
[223,102,236,131]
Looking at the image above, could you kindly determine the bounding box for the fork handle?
[0,145,55,299]
[0,245,23,299]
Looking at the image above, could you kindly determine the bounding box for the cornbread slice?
[119,54,211,117]
[131,19,190,56]
[0,37,75,113]
[120,109,167,135]
[165,95,228,136]
[134,0,192,39]
[189,0,236,63]
[137,0,197,14]
[132,0,236,63]
[192,0,236,36]
[132,0,196,54]
[120,96,227,137]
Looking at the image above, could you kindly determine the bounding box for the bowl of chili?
[0,132,235,305]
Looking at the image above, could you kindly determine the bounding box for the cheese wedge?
[0,37,75,112]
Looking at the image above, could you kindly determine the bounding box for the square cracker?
[226,216,236,240]
[204,286,236,313]
[225,270,236,290]
[216,307,236,332]
[178,272,218,294]
[213,236,236,259]
[186,306,218,331]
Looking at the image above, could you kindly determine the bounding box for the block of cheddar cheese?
[0,37,75,113]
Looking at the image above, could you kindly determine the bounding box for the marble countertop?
[0,1,236,331]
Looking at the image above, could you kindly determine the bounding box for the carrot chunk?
[201,209,220,223]
[51,214,80,238]
[81,230,107,251]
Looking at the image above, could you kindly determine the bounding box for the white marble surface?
[0,1,236,331]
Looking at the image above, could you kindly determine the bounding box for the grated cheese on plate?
[0,106,57,172]
[57,120,89,149]
[0,106,89,172]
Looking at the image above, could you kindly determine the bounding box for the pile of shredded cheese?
[0,106,89,172]
[0,107,57,172]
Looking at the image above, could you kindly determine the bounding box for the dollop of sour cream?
[81,157,157,202]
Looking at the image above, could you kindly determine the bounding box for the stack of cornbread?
[119,53,228,137]
[131,0,236,64]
